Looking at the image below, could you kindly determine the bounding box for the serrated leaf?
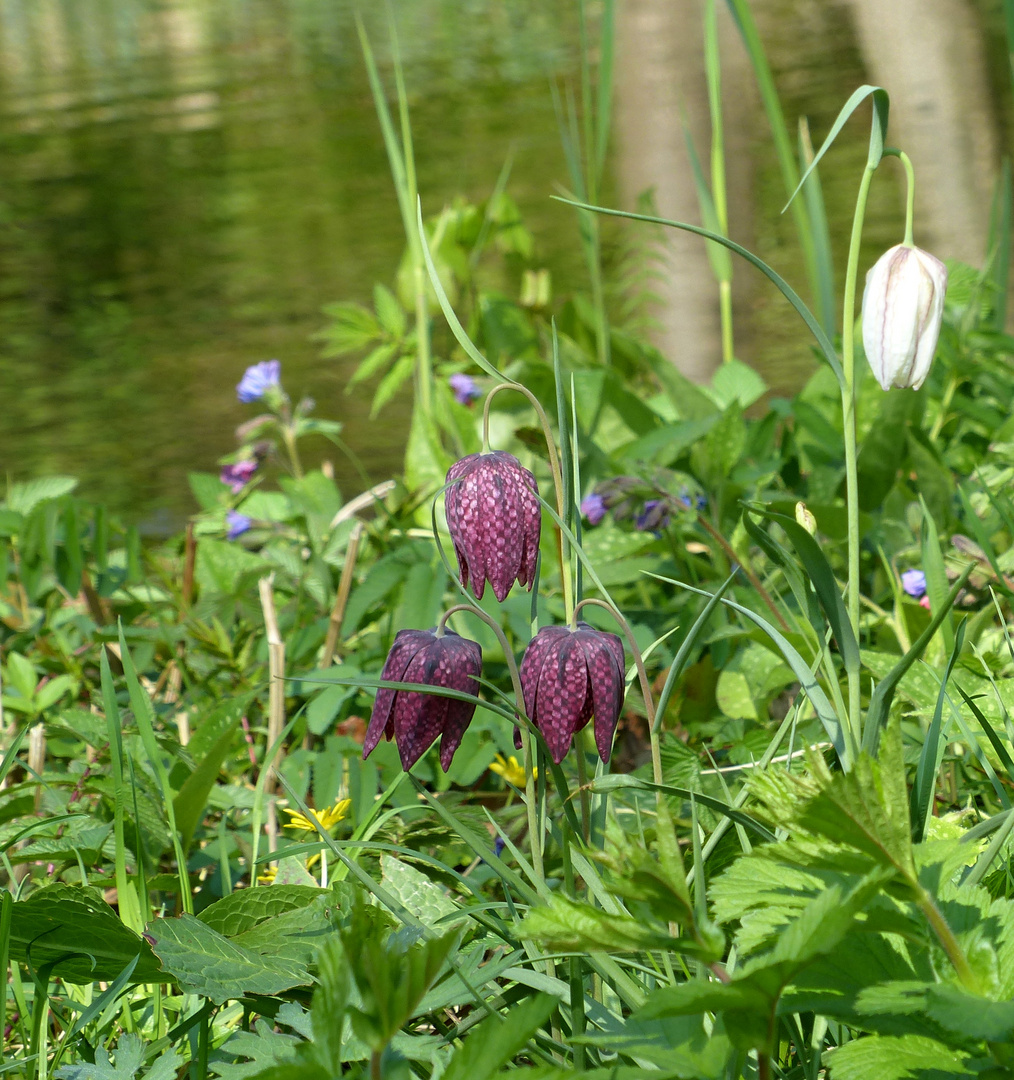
[5,476,77,515]
[55,1033,183,1080]
[346,342,399,390]
[318,301,382,355]
[369,353,415,417]
[826,1034,978,1080]
[373,283,406,338]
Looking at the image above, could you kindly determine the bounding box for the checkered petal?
[445,451,542,603]
[575,624,626,762]
[363,629,483,772]
[520,628,591,763]
[363,629,433,759]
[519,625,569,723]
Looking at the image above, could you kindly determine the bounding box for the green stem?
[439,602,545,884]
[917,886,978,990]
[281,424,304,481]
[841,162,876,754]
[719,280,735,364]
[898,149,916,247]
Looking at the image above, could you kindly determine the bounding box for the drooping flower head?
[580,493,607,526]
[519,622,626,764]
[364,627,483,771]
[635,499,671,533]
[862,244,947,391]
[226,509,252,540]
[445,451,541,602]
[901,569,927,599]
[237,360,282,403]
[449,372,481,405]
[220,459,259,494]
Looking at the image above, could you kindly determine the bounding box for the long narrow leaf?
[911,622,965,842]
[552,195,843,386]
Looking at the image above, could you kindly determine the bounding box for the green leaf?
[800,724,916,880]
[54,1033,183,1079]
[347,342,398,390]
[317,301,382,355]
[144,913,315,1002]
[197,885,328,938]
[9,884,160,984]
[194,539,270,596]
[374,283,406,338]
[173,711,245,850]
[441,993,557,1080]
[827,1034,979,1080]
[380,855,461,930]
[706,359,768,410]
[4,476,77,515]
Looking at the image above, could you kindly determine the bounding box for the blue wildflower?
[226,510,252,540]
[449,372,481,405]
[237,360,281,403]
[635,499,670,532]
[901,569,927,598]
[580,493,607,525]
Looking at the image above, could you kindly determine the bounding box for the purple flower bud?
[445,451,541,602]
[901,569,927,598]
[580,493,607,526]
[220,459,259,494]
[226,510,252,540]
[519,623,625,764]
[364,627,483,771]
[237,360,281,403]
[635,499,670,533]
[449,372,481,405]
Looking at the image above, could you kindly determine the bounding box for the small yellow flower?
[488,754,532,788]
[257,866,277,885]
[281,798,352,833]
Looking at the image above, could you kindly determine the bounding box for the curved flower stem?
[889,148,917,248]
[439,602,545,885]
[841,161,877,756]
[574,597,661,785]
[483,382,574,623]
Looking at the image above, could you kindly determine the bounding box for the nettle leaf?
[440,993,557,1080]
[797,724,916,881]
[573,1014,733,1078]
[826,1034,983,1080]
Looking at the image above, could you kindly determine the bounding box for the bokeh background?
[0,0,1010,527]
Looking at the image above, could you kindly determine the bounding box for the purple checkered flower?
[580,493,607,526]
[449,372,481,405]
[363,628,483,771]
[226,510,252,540]
[901,569,927,599]
[220,459,259,494]
[237,360,281,403]
[519,623,625,764]
[445,451,541,602]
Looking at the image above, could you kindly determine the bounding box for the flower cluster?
[364,447,627,774]
[581,475,706,533]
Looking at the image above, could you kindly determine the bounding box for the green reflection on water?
[0,0,584,528]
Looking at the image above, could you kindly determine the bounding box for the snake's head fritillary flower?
[519,622,625,764]
[237,359,282,403]
[226,510,252,540]
[363,627,483,771]
[449,372,481,405]
[220,459,259,494]
[445,451,541,602]
[862,244,947,391]
[580,493,607,526]
[901,569,927,599]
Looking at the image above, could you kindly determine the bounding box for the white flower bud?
[861,243,947,391]
[794,501,817,537]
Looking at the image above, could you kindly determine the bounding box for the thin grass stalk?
[322,521,364,667]
[841,163,876,752]
[165,522,195,706]
[0,889,11,1062]
[704,0,734,362]
[27,723,44,815]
